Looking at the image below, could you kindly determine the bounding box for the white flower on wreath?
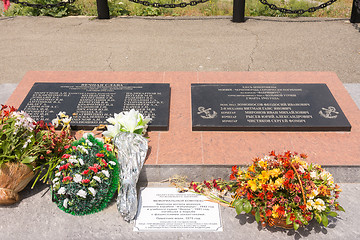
[101,170,110,178]
[108,161,116,166]
[55,172,61,177]
[63,198,69,209]
[69,155,78,164]
[52,177,60,184]
[73,174,82,183]
[58,187,66,195]
[78,158,84,166]
[93,176,102,183]
[89,187,97,196]
[77,145,88,154]
[77,190,87,198]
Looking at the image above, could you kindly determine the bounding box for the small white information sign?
[134,187,223,232]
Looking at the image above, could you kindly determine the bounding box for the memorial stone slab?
[192,83,351,131]
[18,82,170,130]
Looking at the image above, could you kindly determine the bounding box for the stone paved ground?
[1,16,360,239]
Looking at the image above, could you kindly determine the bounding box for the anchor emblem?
[197,106,217,119]
[319,106,339,119]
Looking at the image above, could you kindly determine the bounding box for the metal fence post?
[350,0,360,23]
[96,0,110,19]
[233,0,246,22]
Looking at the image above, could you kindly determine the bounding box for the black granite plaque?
[191,84,351,131]
[18,83,170,131]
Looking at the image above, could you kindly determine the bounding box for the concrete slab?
[1,16,360,85]
[0,182,359,240]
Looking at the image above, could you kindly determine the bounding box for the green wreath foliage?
[51,133,120,215]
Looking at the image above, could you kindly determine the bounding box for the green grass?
[2,0,354,18]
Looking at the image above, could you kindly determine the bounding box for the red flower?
[104,144,112,151]
[59,163,70,171]
[82,170,89,175]
[247,192,253,200]
[64,145,70,149]
[300,153,308,159]
[290,213,296,221]
[96,153,105,158]
[266,209,272,217]
[285,170,294,180]
[89,166,98,173]
[258,192,265,200]
[61,154,71,159]
[62,176,72,182]
[230,173,236,180]
[101,159,108,167]
[276,206,285,216]
[303,172,310,180]
[72,146,77,150]
[82,179,90,184]
[299,204,307,211]
[266,192,273,200]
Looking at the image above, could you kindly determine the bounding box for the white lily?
[102,123,121,138]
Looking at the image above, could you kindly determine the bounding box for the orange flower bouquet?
[189,151,344,230]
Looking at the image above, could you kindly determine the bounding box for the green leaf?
[232,199,243,215]
[21,156,36,164]
[286,214,293,225]
[328,211,338,217]
[322,214,328,227]
[255,209,260,223]
[293,222,299,230]
[244,200,252,213]
[337,205,345,212]
[315,213,322,224]
[235,204,243,215]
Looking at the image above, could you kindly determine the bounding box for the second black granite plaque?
[19,83,170,130]
[191,83,351,131]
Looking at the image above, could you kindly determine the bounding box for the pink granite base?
[7,71,360,166]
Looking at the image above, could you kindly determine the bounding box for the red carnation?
[62,176,72,182]
[96,153,105,158]
[101,159,108,167]
[82,179,90,184]
[82,170,89,175]
[61,154,71,159]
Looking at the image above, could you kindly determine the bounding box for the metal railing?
[5,0,360,23]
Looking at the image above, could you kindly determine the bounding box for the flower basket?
[0,162,35,205]
[189,151,344,231]
[251,211,294,229]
